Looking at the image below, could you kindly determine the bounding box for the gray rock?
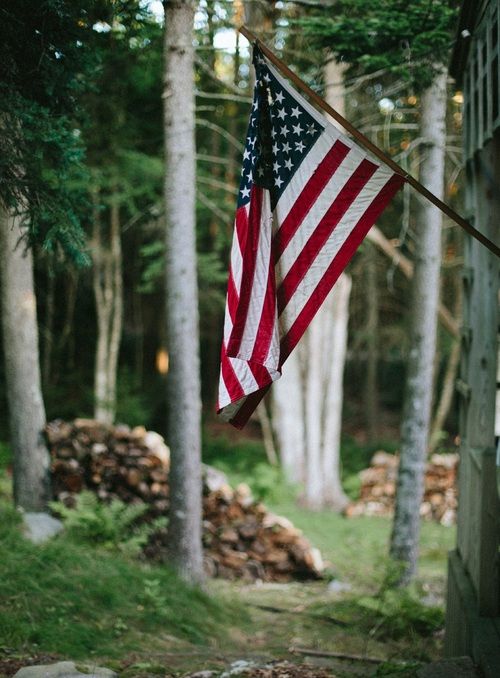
[416,656,480,678]
[203,464,230,493]
[327,579,352,594]
[14,661,117,678]
[22,512,64,544]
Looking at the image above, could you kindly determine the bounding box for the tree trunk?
[364,242,379,441]
[389,68,447,584]
[303,312,326,509]
[42,260,55,387]
[256,401,278,466]
[163,0,204,585]
[92,196,123,425]
[0,205,50,510]
[430,272,462,452]
[429,338,460,452]
[272,349,305,485]
[321,274,351,510]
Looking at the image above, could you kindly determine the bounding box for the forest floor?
[0,435,456,678]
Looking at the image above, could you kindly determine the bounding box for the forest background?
[0,0,466,672]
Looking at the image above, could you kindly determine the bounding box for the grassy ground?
[0,434,455,677]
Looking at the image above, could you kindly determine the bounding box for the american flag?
[217,47,404,428]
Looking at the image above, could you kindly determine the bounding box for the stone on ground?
[22,512,64,544]
[13,660,117,678]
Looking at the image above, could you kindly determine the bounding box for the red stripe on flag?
[277,158,377,315]
[220,348,246,402]
[226,187,263,356]
[280,173,404,362]
[235,203,249,253]
[226,269,239,324]
[249,243,277,364]
[274,140,350,260]
[229,384,271,429]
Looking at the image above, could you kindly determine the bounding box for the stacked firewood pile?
[344,451,458,526]
[46,419,324,582]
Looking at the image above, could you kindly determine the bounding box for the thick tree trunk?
[92,198,123,425]
[163,0,204,585]
[389,68,447,584]
[0,205,50,510]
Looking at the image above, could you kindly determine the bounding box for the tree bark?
[163,0,204,585]
[389,68,447,584]
[0,204,50,510]
[42,260,55,387]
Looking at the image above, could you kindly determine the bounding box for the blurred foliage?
[298,0,459,90]
[203,435,292,502]
[0,0,98,260]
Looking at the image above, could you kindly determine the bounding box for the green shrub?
[50,491,166,555]
[357,588,444,640]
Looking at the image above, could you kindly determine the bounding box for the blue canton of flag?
[238,49,323,210]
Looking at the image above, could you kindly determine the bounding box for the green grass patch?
[0,503,242,659]
[267,499,455,586]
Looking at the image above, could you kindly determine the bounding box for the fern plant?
[50,491,166,556]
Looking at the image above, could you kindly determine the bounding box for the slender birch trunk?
[92,196,123,425]
[430,275,462,452]
[365,243,379,441]
[321,274,351,509]
[0,204,50,510]
[389,68,447,584]
[272,349,305,485]
[163,0,204,584]
[304,316,326,509]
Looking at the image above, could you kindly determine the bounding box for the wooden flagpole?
[239,25,500,259]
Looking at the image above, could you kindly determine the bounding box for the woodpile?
[344,451,458,526]
[46,419,324,582]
